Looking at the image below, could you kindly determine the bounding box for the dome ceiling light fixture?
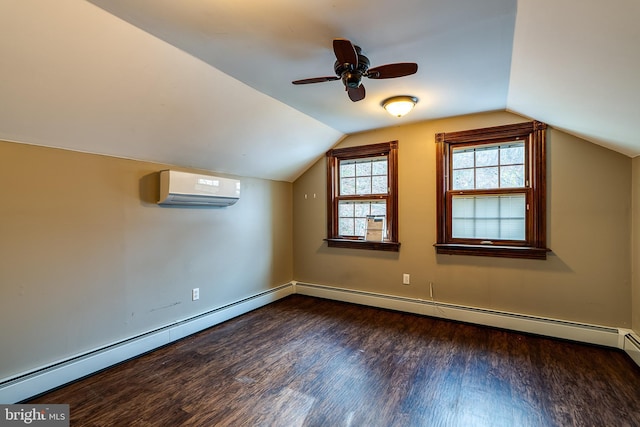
[382,95,418,117]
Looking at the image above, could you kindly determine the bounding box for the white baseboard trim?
[0,283,294,404]
[294,281,623,349]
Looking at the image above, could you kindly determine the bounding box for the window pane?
[452,169,474,190]
[451,196,474,217]
[451,194,526,241]
[340,177,355,195]
[372,159,387,175]
[500,165,525,188]
[340,162,355,177]
[354,203,370,217]
[475,219,500,239]
[356,177,372,194]
[452,218,475,238]
[453,150,474,169]
[355,218,367,237]
[500,144,524,165]
[339,218,354,235]
[356,161,371,176]
[476,146,499,167]
[476,167,499,189]
[475,196,499,218]
[370,203,386,216]
[500,219,525,240]
[372,176,388,194]
[338,202,354,217]
[500,195,526,217]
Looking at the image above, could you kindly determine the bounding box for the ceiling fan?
[292,38,418,102]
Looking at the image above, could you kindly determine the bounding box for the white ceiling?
[1,0,638,182]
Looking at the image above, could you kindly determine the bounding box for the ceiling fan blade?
[292,76,340,85]
[347,84,366,102]
[333,38,358,67]
[367,63,418,79]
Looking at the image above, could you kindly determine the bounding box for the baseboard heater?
[624,333,640,367]
[294,282,624,349]
[2,281,634,403]
[0,283,294,404]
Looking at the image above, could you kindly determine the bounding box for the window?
[435,121,549,259]
[326,141,399,251]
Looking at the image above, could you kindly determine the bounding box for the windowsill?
[325,238,400,252]
[434,243,550,260]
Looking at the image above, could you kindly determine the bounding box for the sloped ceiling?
[0,0,343,182]
[509,0,640,156]
[0,0,638,182]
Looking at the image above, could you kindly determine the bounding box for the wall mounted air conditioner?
[158,170,240,207]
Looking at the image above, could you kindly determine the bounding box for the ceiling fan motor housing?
[334,46,370,88]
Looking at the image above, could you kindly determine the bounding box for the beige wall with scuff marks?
[0,141,292,381]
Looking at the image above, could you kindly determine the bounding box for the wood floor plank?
[28,295,640,426]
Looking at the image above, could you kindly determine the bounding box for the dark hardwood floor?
[29,295,640,426]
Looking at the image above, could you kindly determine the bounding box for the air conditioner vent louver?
[157,170,240,207]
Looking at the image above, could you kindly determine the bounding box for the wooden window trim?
[325,141,400,252]
[434,121,549,260]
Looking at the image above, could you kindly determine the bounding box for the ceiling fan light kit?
[292,38,418,103]
[382,96,418,117]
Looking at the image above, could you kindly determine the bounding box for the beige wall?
[0,141,293,380]
[293,111,632,328]
[633,157,640,334]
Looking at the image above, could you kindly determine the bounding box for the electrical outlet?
[403,274,410,285]
[192,288,200,301]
